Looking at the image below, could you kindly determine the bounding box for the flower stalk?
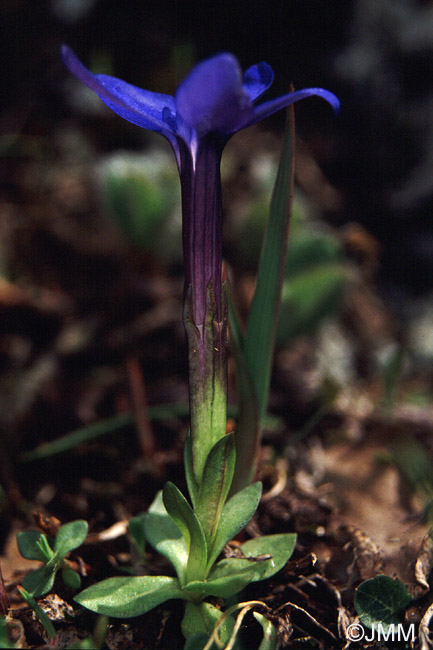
[61,45,339,491]
[178,135,228,484]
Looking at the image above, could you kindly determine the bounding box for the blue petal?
[243,87,340,129]
[175,53,253,136]
[61,46,177,137]
[242,62,274,102]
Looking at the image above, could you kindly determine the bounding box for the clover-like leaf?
[75,575,185,618]
[142,491,188,584]
[207,481,262,569]
[194,434,235,545]
[354,575,412,632]
[54,520,88,558]
[163,482,207,582]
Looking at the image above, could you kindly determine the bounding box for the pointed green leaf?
[22,564,57,597]
[195,434,235,544]
[184,431,199,508]
[207,482,262,569]
[162,482,207,582]
[142,491,188,584]
[74,576,184,618]
[254,612,279,650]
[244,107,295,423]
[187,535,295,597]
[227,289,260,495]
[184,558,262,598]
[241,533,297,581]
[182,601,234,646]
[54,520,88,558]
[17,531,51,562]
[18,587,56,638]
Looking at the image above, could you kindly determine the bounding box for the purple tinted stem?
[178,136,228,483]
[179,136,224,327]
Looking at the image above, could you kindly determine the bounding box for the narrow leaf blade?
[195,434,236,545]
[244,106,295,423]
[163,482,207,582]
[227,288,260,495]
[207,481,262,568]
[184,431,199,507]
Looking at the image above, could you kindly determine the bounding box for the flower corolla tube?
[61,46,339,327]
[62,46,339,481]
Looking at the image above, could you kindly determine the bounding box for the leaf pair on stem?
[75,431,296,647]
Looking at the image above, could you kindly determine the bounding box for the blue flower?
[62,46,339,481]
[61,46,339,167]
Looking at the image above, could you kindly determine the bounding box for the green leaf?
[20,412,134,462]
[185,533,296,598]
[184,431,199,508]
[128,513,147,555]
[17,531,51,562]
[184,633,209,650]
[62,566,81,590]
[194,434,236,545]
[254,612,279,650]
[22,564,57,597]
[184,560,259,598]
[226,288,260,495]
[162,482,207,583]
[241,533,297,581]
[142,491,188,584]
[354,575,412,632]
[243,108,295,424]
[18,587,56,638]
[54,520,88,558]
[74,576,185,618]
[182,601,234,645]
[232,110,295,493]
[207,482,262,569]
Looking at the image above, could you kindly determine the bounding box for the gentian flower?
[61,46,339,482]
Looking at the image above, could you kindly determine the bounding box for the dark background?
[1,0,432,301]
